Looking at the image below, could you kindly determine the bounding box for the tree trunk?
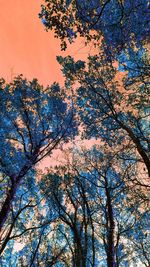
[74,233,86,267]
[105,187,116,267]
[0,160,35,231]
[118,120,150,177]
[0,180,18,231]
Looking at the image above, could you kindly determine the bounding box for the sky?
[0,0,94,86]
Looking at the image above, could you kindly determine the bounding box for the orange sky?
[0,0,95,86]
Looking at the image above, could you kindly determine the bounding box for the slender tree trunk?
[0,179,18,231]
[74,233,86,267]
[0,160,36,231]
[118,120,150,177]
[0,146,40,231]
[105,187,116,267]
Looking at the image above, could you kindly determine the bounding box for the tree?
[0,76,76,232]
[56,48,150,179]
[75,147,149,267]
[39,0,150,52]
[39,169,96,267]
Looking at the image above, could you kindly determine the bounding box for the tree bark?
[0,179,18,231]
[118,120,150,177]
[0,161,35,231]
[105,187,116,267]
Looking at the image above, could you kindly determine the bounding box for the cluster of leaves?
[40,0,150,52]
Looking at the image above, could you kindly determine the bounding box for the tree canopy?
[40,0,150,52]
[0,1,149,266]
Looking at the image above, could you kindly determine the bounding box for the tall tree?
[75,147,149,267]
[0,76,76,232]
[39,169,96,267]
[56,49,150,179]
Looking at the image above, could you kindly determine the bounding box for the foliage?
[0,1,149,266]
[57,48,150,179]
[0,75,76,237]
[40,0,150,52]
